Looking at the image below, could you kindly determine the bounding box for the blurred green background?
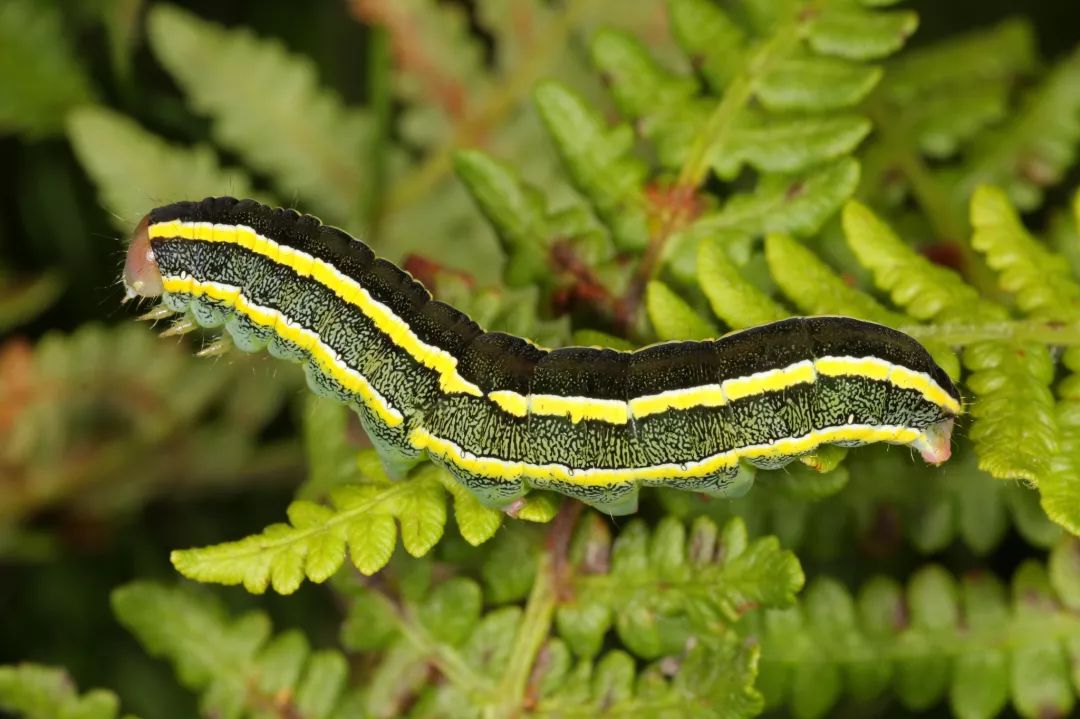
[1,1,1079,717]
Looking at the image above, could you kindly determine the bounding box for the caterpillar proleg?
[123,197,961,515]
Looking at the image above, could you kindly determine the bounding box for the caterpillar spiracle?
[123,197,961,515]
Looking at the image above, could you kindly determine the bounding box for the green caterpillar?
[123,197,961,514]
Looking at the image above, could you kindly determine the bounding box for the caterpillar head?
[124,214,164,299]
[914,416,955,465]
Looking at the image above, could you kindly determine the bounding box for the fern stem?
[361,25,392,237]
[379,0,594,221]
[902,319,1080,347]
[675,23,798,189]
[488,553,557,719]
[864,100,1001,296]
[395,602,494,694]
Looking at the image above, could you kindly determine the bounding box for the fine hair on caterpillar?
[123,197,962,515]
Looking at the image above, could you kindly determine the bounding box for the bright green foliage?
[0,663,134,719]
[172,459,443,591]
[147,5,372,226]
[660,445,1060,559]
[533,81,651,252]
[697,235,788,329]
[752,539,1080,719]
[843,194,1063,509]
[329,515,790,717]
[67,107,264,230]
[645,280,718,340]
[113,582,352,719]
[693,159,862,237]
[557,515,803,659]
[0,0,94,137]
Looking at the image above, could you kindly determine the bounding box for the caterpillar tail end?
[124,214,164,300]
[914,418,954,465]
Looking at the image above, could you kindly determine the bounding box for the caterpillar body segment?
[124,197,962,515]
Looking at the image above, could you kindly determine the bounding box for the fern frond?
[752,543,1080,718]
[147,5,371,225]
[876,19,1035,159]
[533,81,650,252]
[804,5,918,61]
[843,200,988,322]
[0,0,94,138]
[0,663,133,719]
[697,234,788,329]
[67,106,264,230]
[113,582,352,719]
[0,324,296,526]
[659,443,1059,558]
[696,159,862,238]
[842,196,1058,484]
[557,515,803,659]
[970,185,1080,320]
[172,444,556,593]
[961,48,1080,211]
[764,231,908,325]
[451,149,607,290]
[333,514,794,717]
[534,637,764,718]
[645,280,718,341]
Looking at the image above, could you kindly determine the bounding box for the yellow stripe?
[722,360,815,402]
[816,355,961,415]
[162,275,404,427]
[488,390,528,417]
[529,394,629,424]
[630,385,726,419]
[410,423,923,486]
[888,365,962,415]
[150,220,483,398]
[815,355,891,382]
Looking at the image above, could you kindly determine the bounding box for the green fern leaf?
[558,516,803,660]
[645,280,718,341]
[842,196,1058,483]
[452,149,553,287]
[172,446,558,591]
[0,664,131,719]
[0,0,94,137]
[113,582,347,719]
[961,48,1080,211]
[589,28,704,171]
[970,185,1080,320]
[695,159,861,237]
[754,549,1080,718]
[67,107,263,230]
[843,200,985,321]
[538,637,765,718]
[533,81,650,252]
[170,462,448,592]
[147,4,371,224]
[666,0,747,91]
[714,114,871,178]
[805,6,918,61]
[697,235,788,329]
[756,56,882,112]
[765,231,906,325]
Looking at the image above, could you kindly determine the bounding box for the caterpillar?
[123,197,961,515]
